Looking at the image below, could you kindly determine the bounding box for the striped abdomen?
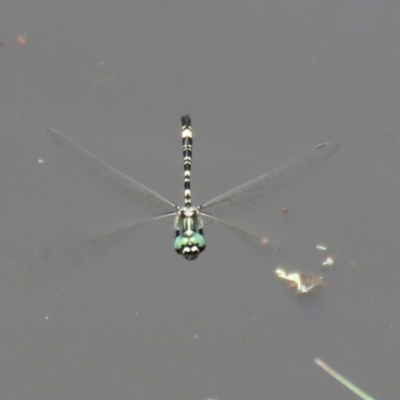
[181,115,193,207]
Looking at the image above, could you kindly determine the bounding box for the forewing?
[202,212,283,257]
[37,213,175,270]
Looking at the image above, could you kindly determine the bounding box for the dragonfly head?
[174,232,206,260]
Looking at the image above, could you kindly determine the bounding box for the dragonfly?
[45,116,338,261]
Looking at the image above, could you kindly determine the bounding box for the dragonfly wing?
[200,143,338,219]
[202,213,283,258]
[38,213,175,270]
[87,213,175,249]
[46,128,178,215]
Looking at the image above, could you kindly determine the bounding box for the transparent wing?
[46,128,178,216]
[38,213,175,270]
[200,143,338,218]
[202,213,283,257]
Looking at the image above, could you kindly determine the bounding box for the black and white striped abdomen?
[181,115,193,207]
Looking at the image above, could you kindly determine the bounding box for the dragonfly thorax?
[174,207,206,260]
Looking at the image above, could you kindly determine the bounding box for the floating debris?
[17,33,27,46]
[322,256,335,267]
[275,268,323,294]
[92,75,116,85]
[315,358,376,400]
[316,244,327,251]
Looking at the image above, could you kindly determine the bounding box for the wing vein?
[200,142,338,218]
[46,128,178,215]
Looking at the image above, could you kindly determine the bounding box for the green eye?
[174,235,189,252]
[190,233,206,251]
[174,233,206,255]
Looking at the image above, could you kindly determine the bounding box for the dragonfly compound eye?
[174,233,206,259]
[189,233,206,252]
